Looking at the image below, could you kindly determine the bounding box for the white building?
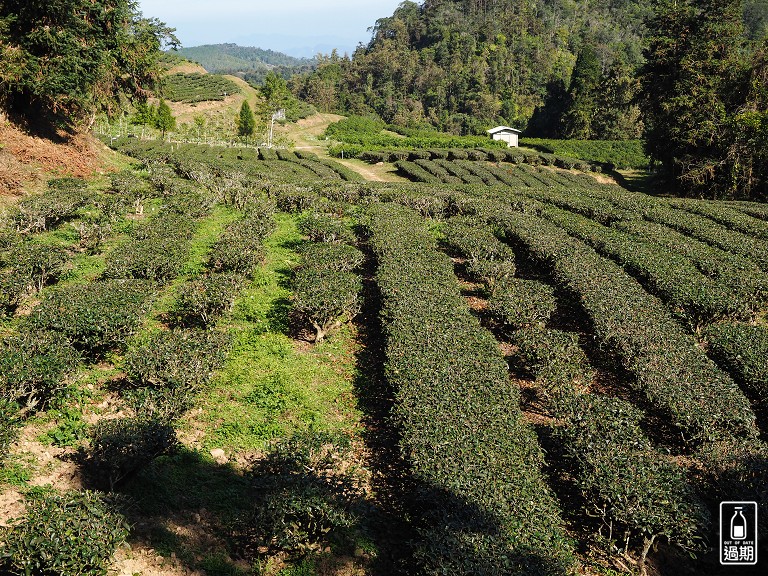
[487,126,521,147]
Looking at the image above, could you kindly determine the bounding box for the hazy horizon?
[137,0,407,58]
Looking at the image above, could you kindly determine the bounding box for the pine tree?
[236,100,256,144]
[154,99,176,139]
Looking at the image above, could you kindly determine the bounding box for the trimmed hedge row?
[394,160,442,184]
[208,212,275,277]
[489,280,557,330]
[669,199,768,240]
[0,490,129,575]
[493,208,757,446]
[614,219,768,304]
[558,394,708,563]
[576,186,768,272]
[9,183,90,234]
[292,217,363,343]
[704,323,768,401]
[366,202,575,576]
[0,330,81,408]
[507,324,707,565]
[538,206,754,326]
[440,217,517,287]
[413,159,463,184]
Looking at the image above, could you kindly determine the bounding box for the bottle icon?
[731,507,747,540]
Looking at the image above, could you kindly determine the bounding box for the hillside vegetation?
[176,43,316,84]
[0,137,766,575]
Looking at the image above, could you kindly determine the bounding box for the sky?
[137,0,408,58]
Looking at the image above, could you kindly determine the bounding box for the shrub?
[292,267,361,342]
[207,214,273,276]
[394,160,441,183]
[0,399,21,463]
[170,273,242,328]
[0,490,129,575]
[511,327,593,410]
[30,280,153,357]
[103,213,195,282]
[466,149,487,161]
[465,257,517,289]
[558,394,709,566]
[359,150,389,163]
[299,243,364,272]
[258,148,278,161]
[441,218,515,264]
[86,417,178,491]
[447,148,469,160]
[0,269,29,315]
[10,185,90,233]
[5,242,68,292]
[273,187,322,213]
[704,323,768,399]
[496,208,757,445]
[488,279,557,329]
[123,329,229,392]
[366,203,575,575]
[0,330,80,409]
[235,432,363,559]
[297,212,354,244]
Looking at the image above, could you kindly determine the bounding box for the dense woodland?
[289,0,768,198]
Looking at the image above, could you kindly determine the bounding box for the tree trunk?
[639,534,657,576]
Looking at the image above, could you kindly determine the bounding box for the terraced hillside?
[0,139,765,576]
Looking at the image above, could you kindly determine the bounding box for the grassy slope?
[189,213,362,453]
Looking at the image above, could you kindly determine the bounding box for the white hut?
[487,126,521,148]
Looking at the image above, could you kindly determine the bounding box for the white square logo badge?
[720,501,758,566]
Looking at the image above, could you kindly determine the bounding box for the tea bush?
[10,184,90,233]
[103,213,195,282]
[511,327,593,410]
[495,208,757,445]
[488,279,557,329]
[0,399,21,463]
[4,242,68,292]
[30,280,153,357]
[292,267,361,342]
[558,395,708,564]
[170,273,242,328]
[297,212,354,244]
[0,330,80,408]
[705,323,768,399]
[0,490,129,575]
[123,329,229,392]
[207,214,274,276]
[236,432,363,559]
[366,203,575,575]
[86,416,178,491]
[299,243,364,273]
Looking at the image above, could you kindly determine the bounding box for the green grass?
[191,212,362,453]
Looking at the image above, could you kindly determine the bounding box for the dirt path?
[335,158,405,183]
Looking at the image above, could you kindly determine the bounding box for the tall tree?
[639,0,761,198]
[236,100,256,143]
[0,0,177,129]
[154,99,175,139]
[561,44,603,139]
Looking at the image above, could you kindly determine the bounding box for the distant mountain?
[173,44,315,84]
